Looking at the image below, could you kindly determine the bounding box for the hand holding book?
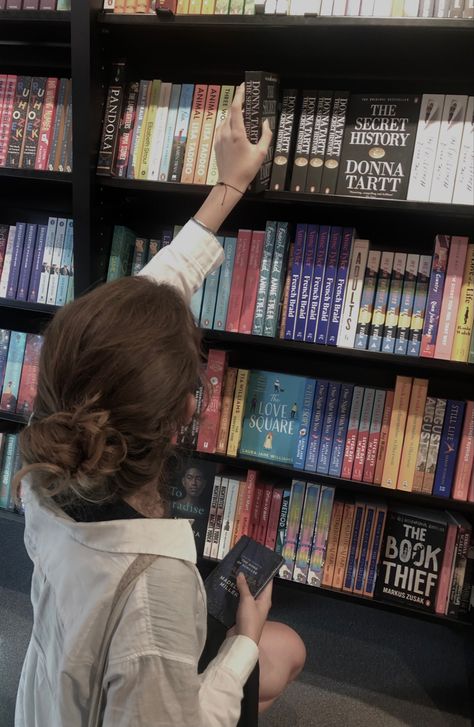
[234,571,273,645]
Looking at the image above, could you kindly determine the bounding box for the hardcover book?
[320,91,350,195]
[430,94,468,203]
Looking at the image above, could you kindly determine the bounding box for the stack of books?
[0,329,43,418]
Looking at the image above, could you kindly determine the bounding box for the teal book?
[55,219,74,306]
[252,221,277,336]
[239,370,314,465]
[107,226,133,281]
[190,283,205,323]
[200,237,223,329]
[0,331,27,413]
[213,236,237,330]
[263,222,289,338]
[0,434,18,510]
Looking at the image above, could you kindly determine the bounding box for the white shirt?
[15,220,259,727]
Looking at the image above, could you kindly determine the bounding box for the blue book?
[27,224,47,303]
[344,502,366,591]
[368,251,394,352]
[275,487,292,556]
[190,283,205,323]
[304,380,329,472]
[293,378,317,470]
[305,225,329,343]
[294,225,318,342]
[327,227,354,346]
[200,236,223,329]
[6,222,27,300]
[365,506,387,596]
[239,370,314,466]
[158,83,182,182]
[56,219,74,307]
[354,503,376,593]
[16,223,37,301]
[329,383,354,477]
[316,227,342,345]
[0,331,27,413]
[169,83,195,183]
[433,400,465,498]
[252,222,277,336]
[263,222,289,338]
[284,224,307,340]
[214,236,237,330]
[317,382,341,474]
[0,329,11,391]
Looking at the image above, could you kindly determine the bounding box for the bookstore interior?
[0,1,473,726]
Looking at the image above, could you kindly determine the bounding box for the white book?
[289,0,305,11]
[464,0,473,16]
[337,239,370,349]
[103,0,115,8]
[276,0,289,12]
[332,0,347,12]
[264,0,278,12]
[0,226,16,299]
[418,0,434,13]
[430,95,468,204]
[304,0,322,12]
[319,0,334,13]
[360,0,375,13]
[148,82,172,181]
[217,478,241,560]
[203,476,221,559]
[434,0,450,14]
[346,0,361,12]
[404,0,419,13]
[407,94,445,202]
[372,0,392,13]
[37,218,57,305]
[46,218,67,306]
[452,96,474,206]
[210,477,228,560]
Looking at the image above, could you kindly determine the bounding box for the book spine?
[274,487,291,555]
[225,229,252,332]
[0,330,11,390]
[317,382,341,475]
[36,218,57,304]
[216,367,238,454]
[138,79,161,180]
[55,220,74,306]
[363,506,387,597]
[249,484,264,540]
[328,227,353,346]
[252,222,277,336]
[353,503,376,595]
[46,78,67,172]
[421,235,451,358]
[210,477,228,560]
[168,83,194,183]
[328,383,354,477]
[293,483,321,583]
[332,502,355,590]
[352,388,376,481]
[16,333,43,417]
[0,76,17,167]
[270,89,298,192]
[217,478,241,560]
[194,85,220,184]
[279,480,306,580]
[452,95,474,205]
[46,217,66,304]
[430,94,468,203]
[293,378,317,470]
[7,76,31,169]
[290,91,318,193]
[453,401,474,501]
[397,378,429,491]
[337,239,370,349]
[407,254,432,357]
[435,522,458,614]
[233,470,257,545]
[304,380,329,473]
[412,396,437,492]
[34,77,57,171]
[155,84,181,181]
[0,436,17,509]
[284,224,307,340]
[452,244,474,362]
[97,63,125,175]
[51,78,71,172]
[294,224,318,342]
[320,92,349,195]
[6,223,27,300]
[321,499,344,587]
[239,230,266,334]
[255,484,274,545]
[114,81,140,178]
[213,236,237,330]
[435,237,469,360]
[0,224,8,277]
[126,80,149,179]
[373,389,395,485]
[362,389,386,483]
[354,249,381,350]
[16,223,37,301]
[307,486,335,587]
[368,251,394,352]
[306,91,333,194]
[131,237,149,277]
[263,222,289,337]
[0,331,27,413]
[341,385,364,480]
[304,225,329,344]
[278,244,294,338]
[206,86,235,186]
[226,369,249,456]
[200,264,222,329]
[394,253,419,355]
[447,524,471,616]
[264,488,283,551]
[20,77,46,169]
[422,398,447,494]
[382,252,407,354]
[181,84,208,184]
[381,376,413,489]
[203,476,221,557]
[407,94,445,201]
[0,227,16,299]
[316,227,342,344]
[196,349,227,454]
[343,502,366,592]
[433,400,465,497]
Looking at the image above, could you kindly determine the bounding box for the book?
[194,85,220,184]
[0,331,27,412]
[56,219,73,306]
[306,91,333,194]
[232,470,257,546]
[343,500,366,592]
[373,389,395,485]
[451,244,474,362]
[0,435,17,510]
[6,223,27,300]
[447,515,472,616]
[127,80,151,179]
[293,379,317,470]
[0,227,16,299]
[353,502,377,595]
[434,514,459,614]
[320,92,350,195]
[394,253,419,355]
[264,487,283,551]
[284,224,306,339]
[47,78,68,172]
[397,378,429,492]
[169,84,194,183]
[175,463,219,557]
[375,507,448,612]
[114,81,140,178]
[205,536,284,628]
[35,77,58,171]
[227,369,250,457]
[45,217,67,304]
[218,477,242,560]
[263,222,289,337]
[407,255,432,357]
[279,243,294,338]
[240,371,315,466]
[20,77,46,169]
[336,94,421,200]
[106,225,135,281]
[328,383,354,478]
[239,231,266,334]
[270,89,298,191]
[0,330,11,392]
[279,480,306,579]
[304,225,329,344]
[452,401,474,501]
[181,84,208,184]
[290,90,318,193]
[97,63,125,175]
[337,239,370,349]
[206,85,235,186]
[196,349,227,454]
[6,76,31,169]
[435,236,469,360]
[420,235,450,358]
[226,229,252,332]
[36,218,56,304]
[368,251,394,352]
[249,483,264,541]
[131,237,149,277]
[255,484,273,546]
[0,76,17,167]
[293,483,321,584]
[333,501,356,590]
[252,222,277,336]
[422,398,447,495]
[210,476,228,560]
[138,79,162,179]
[452,96,474,206]
[244,71,279,192]
[354,249,381,350]
[433,400,465,498]
[363,504,387,597]
[430,94,468,203]
[413,396,437,492]
[305,379,329,472]
[328,228,354,346]
[321,499,344,587]
[148,82,173,181]
[294,225,318,342]
[316,382,340,475]
[381,376,412,489]
[407,94,445,201]
[213,236,237,330]
[341,385,364,480]
[307,485,335,587]
[16,223,37,301]
[316,227,342,344]
[15,334,43,417]
[200,258,222,328]
[382,252,407,353]
[216,367,238,455]
[352,388,376,481]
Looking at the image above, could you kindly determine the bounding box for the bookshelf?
[0,2,473,634]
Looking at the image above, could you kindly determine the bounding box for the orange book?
[229,481,246,548]
[321,500,345,588]
[278,242,295,339]
[232,469,258,546]
[216,367,238,454]
[453,401,474,501]
[114,0,126,12]
[125,0,137,11]
[181,84,207,183]
[193,85,220,184]
[373,390,394,485]
[412,396,437,493]
[397,378,429,492]
[381,376,412,489]
[332,502,355,590]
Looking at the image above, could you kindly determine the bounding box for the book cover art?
[433,400,465,498]
[368,251,394,352]
[407,94,445,201]
[421,235,450,358]
[252,222,277,336]
[290,91,318,193]
[422,398,447,495]
[452,244,474,362]
[354,249,381,350]
[328,227,354,346]
[15,334,43,417]
[205,536,284,628]
[317,382,341,475]
[434,237,469,360]
[316,227,342,344]
[294,224,318,342]
[97,63,125,175]
[293,483,321,584]
[328,383,354,477]
[307,485,335,587]
[382,252,407,353]
[279,480,306,579]
[452,95,474,206]
[213,236,237,331]
[407,254,432,357]
[270,89,298,192]
[394,253,419,355]
[337,239,370,349]
[245,71,280,193]
[304,225,329,344]
[131,237,149,277]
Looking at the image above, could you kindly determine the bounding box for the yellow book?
[451,244,474,362]
[227,369,249,457]
[138,79,161,180]
[114,0,126,12]
[206,85,235,186]
[132,81,152,179]
[201,0,216,10]
[391,0,404,13]
[397,378,429,492]
[381,376,412,489]
[125,0,136,12]
[176,0,190,11]
[188,0,202,11]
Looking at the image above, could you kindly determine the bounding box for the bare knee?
[258,621,306,708]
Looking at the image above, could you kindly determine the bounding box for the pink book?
[352,389,375,481]
[225,229,252,332]
[196,349,227,454]
[238,230,265,334]
[265,488,283,551]
[434,236,469,360]
[469,461,474,503]
[435,518,458,615]
[453,401,474,501]
[255,484,273,545]
[0,76,17,167]
[35,77,58,171]
[0,75,6,117]
[238,470,257,539]
[249,483,264,539]
[363,390,386,484]
[341,386,364,480]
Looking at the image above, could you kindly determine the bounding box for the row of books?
[0,75,72,173]
[0,330,42,416]
[0,0,70,8]
[178,458,473,617]
[178,353,474,502]
[0,218,74,306]
[0,433,22,512]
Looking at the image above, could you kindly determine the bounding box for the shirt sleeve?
[137,219,224,303]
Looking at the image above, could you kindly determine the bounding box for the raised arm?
[138,84,272,302]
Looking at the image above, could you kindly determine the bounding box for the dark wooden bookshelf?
[0,168,72,183]
[0,10,70,23]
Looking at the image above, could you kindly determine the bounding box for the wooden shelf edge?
[0,299,58,316]
[0,9,70,22]
[0,168,72,183]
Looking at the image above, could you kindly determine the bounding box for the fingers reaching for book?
[230,83,246,136]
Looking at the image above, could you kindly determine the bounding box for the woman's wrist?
[193,182,247,235]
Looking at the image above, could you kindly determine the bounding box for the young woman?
[14,84,306,727]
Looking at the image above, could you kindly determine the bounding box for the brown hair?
[15,276,203,506]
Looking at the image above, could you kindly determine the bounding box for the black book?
[244,71,280,193]
[205,536,284,628]
[289,90,318,193]
[269,88,298,192]
[320,91,350,195]
[305,90,333,194]
[336,94,421,200]
[97,61,126,176]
